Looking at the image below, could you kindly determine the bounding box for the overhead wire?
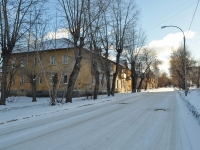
[186,0,200,38]
[144,1,197,33]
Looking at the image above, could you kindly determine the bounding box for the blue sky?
[47,0,200,74]
[136,0,200,73]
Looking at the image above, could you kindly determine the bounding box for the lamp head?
[161,26,167,29]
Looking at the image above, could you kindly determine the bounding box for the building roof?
[13,38,74,54]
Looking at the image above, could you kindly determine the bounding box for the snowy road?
[1,89,200,150]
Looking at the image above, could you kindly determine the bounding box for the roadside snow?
[177,88,200,125]
[0,92,144,124]
[0,87,200,127]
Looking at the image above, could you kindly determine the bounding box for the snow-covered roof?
[13,38,74,54]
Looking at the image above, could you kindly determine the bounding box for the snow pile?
[177,88,200,125]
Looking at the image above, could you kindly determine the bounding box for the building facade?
[8,38,132,97]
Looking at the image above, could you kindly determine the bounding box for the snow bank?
[177,88,200,125]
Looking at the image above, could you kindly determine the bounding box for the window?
[38,76,42,85]
[50,56,56,65]
[92,76,95,85]
[20,76,25,85]
[20,57,26,67]
[33,58,37,66]
[12,58,16,68]
[50,75,54,85]
[39,55,42,66]
[116,80,118,88]
[11,77,15,85]
[62,55,68,64]
[63,75,68,84]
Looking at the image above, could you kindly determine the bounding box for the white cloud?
[148,31,197,74]
[44,28,71,39]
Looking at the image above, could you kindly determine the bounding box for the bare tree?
[157,72,169,87]
[6,57,21,97]
[28,74,37,102]
[58,0,108,102]
[110,0,139,96]
[170,46,195,90]
[98,6,112,96]
[57,0,89,103]
[123,27,146,92]
[136,47,160,92]
[0,0,46,105]
[51,73,58,105]
[86,0,110,99]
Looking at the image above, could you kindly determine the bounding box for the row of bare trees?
[56,0,145,102]
[0,0,161,105]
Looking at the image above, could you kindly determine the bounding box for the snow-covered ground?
[0,88,200,127]
[177,88,200,125]
[0,91,147,124]
[0,88,200,150]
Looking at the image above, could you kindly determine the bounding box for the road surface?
[0,90,200,150]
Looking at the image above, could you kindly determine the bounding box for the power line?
[144,1,197,33]
[186,0,200,38]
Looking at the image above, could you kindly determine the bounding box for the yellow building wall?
[8,48,131,96]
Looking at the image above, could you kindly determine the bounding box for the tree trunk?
[145,79,148,91]
[197,76,200,88]
[51,73,58,105]
[28,75,37,102]
[137,77,144,92]
[93,70,99,99]
[66,56,82,103]
[111,53,121,96]
[131,61,137,93]
[104,51,111,96]
[32,80,37,102]
[132,74,137,93]
[51,86,56,106]
[106,69,111,96]
[0,56,9,105]
[6,73,14,98]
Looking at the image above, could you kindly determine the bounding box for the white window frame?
[20,76,25,85]
[50,75,54,85]
[33,57,37,66]
[92,76,95,85]
[116,80,118,88]
[62,55,68,64]
[12,58,16,68]
[20,57,26,67]
[39,55,42,66]
[50,56,56,65]
[11,77,15,85]
[38,76,42,85]
[63,75,68,84]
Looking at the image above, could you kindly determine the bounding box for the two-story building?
[8,38,132,97]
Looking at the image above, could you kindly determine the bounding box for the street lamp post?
[161,25,188,96]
